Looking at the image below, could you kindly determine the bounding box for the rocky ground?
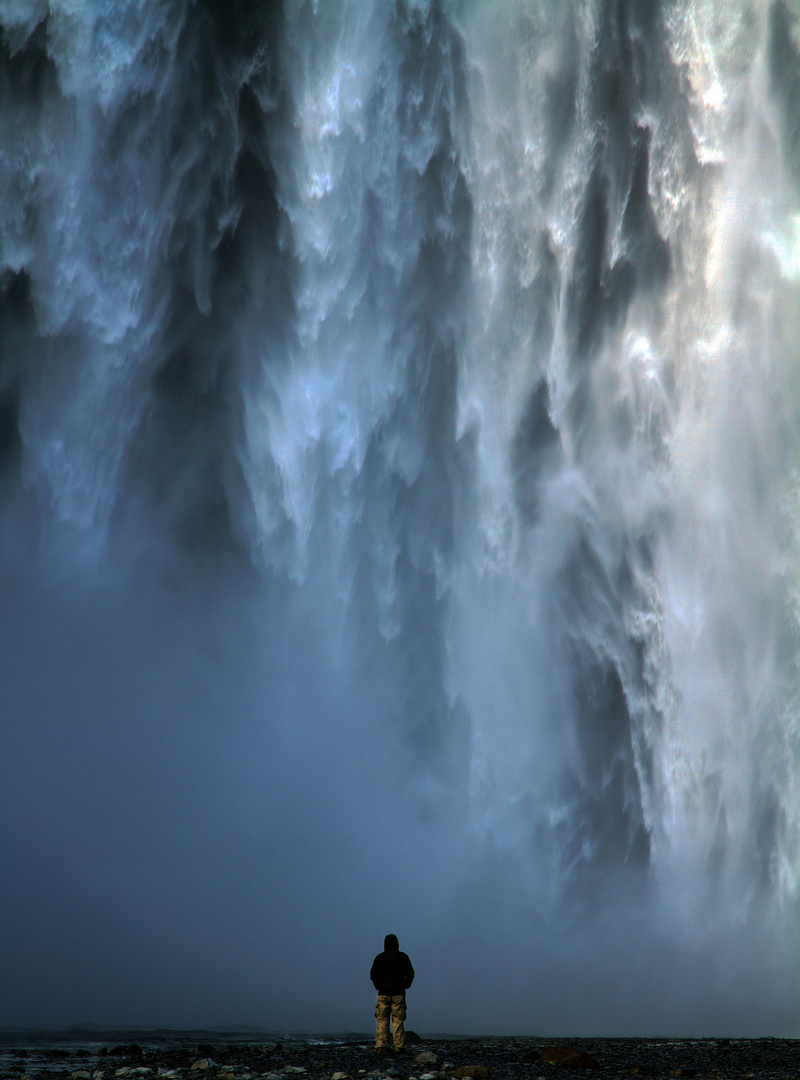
[2,1034,800,1080]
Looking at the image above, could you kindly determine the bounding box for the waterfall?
[2,0,800,1034]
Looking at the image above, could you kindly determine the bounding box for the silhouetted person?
[370,933,415,1052]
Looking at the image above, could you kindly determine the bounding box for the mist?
[2,0,800,1037]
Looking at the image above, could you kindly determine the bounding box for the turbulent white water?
[2,0,800,1034]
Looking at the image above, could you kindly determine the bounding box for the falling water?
[2,0,800,1034]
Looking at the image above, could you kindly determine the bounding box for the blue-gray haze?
[1,0,800,1036]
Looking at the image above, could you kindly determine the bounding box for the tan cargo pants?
[375,994,406,1051]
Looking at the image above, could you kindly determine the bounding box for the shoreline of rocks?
[2,1033,800,1080]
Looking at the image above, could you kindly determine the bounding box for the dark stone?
[540,1046,600,1069]
[108,1044,143,1058]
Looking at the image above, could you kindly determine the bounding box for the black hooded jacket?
[370,934,415,996]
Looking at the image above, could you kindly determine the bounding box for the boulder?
[540,1046,600,1070]
[109,1047,143,1060]
[414,1052,438,1067]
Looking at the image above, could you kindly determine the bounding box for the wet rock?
[453,1067,493,1080]
[110,1046,144,1060]
[539,1046,600,1069]
[330,1073,348,1079]
[414,1053,438,1067]
[191,1060,212,1071]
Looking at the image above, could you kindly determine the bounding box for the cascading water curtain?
[2,0,800,1033]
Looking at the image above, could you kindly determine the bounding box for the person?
[370,933,415,1053]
